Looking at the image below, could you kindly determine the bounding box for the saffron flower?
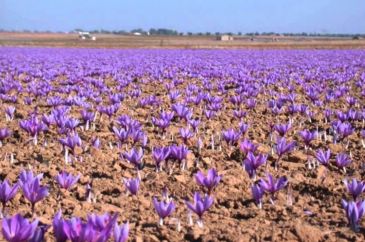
[123,177,140,196]
[274,138,296,170]
[222,129,240,146]
[22,178,49,214]
[153,197,175,226]
[0,128,11,147]
[152,147,170,171]
[123,147,144,170]
[179,127,194,144]
[243,152,267,179]
[2,214,38,242]
[195,168,222,193]
[274,123,291,137]
[59,133,82,164]
[56,171,80,191]
[0,179,19,209]
[186,192,214,227]
[335,153,352,171]
[341,199,365,232]
[52,210,68,242]
[251,183,264,208]
[259,173,288,203]
[344,179,365,201]
[18,170,43,187]
[239,139,258,155]
[315,149,331,167]
[169,144,189,169]
[299,129,316,148]
[114,222,129,242]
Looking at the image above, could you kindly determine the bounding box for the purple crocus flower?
[123,147,144,170]
[274,123,291,137]
[29,225,49,242]
[337,122,354,140]
[113,127,129,144]
[204,110,216,120]
[61,217,83,241]
[172,103,192,120]
[123,177,140,196]
[0,179,19,208]
[18,170,43,187]
[2,214,39,242]
[5,106,15,121]
[56,171,80,191]
[274,138,296,170]
[361,130,365,139]
[275,138,296,157]
[188,119,200,132]
[62,213,118,242]
[335,153,352,171]
[341,199,365,232]
[114,222,129,242]
[251,183,264,209]
[239,139,258,155]
[80,110,95,130]
[246,98,256,109]
[186,192,214,226]
[19,116,47,145]
[179,127,193,144]
[129,129,145,145]
[53,210,68,242]
[195,168,222,193]
[169,145,189,167]
[259,173,288,202]
[153,197,175,225]
[299,129,316,147]
[152,147,170,171]
[222,129,240,146]
[60,133,82,163]
[0,128,11,147]
[169,90,181,102]
[65,118,80,132]
[22,178,49,213]
[315,149,331,167]
[238,122,249,135]
[243,152,267,179]
[344,179,365,201]
[152,117,170,133]
[233,110,247,119]
[60,133,82,153]
[91,137,100,149]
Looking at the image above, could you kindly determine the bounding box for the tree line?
[1,28,364,38]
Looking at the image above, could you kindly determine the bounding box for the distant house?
[78,32,96,41]
[217,35,234,41]
[133,32,142,36]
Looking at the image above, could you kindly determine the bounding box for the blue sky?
[1,0,364,34]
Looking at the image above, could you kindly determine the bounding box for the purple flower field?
[0,47,365,241]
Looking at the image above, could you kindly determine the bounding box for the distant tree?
[187,32,193,36]
[215,32,220,36]
[237,32,242,36]
[148,28,178,35]
[205,32,211,36]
